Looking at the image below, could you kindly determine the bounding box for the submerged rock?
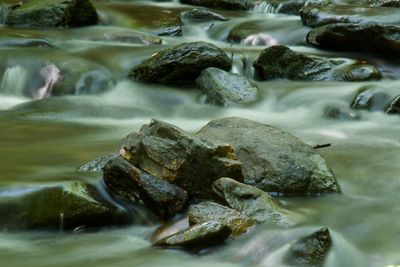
[129,41,232,84]
[5,0,98,28]
[300,4,400,28]
[253,45,381,82]
[283,228,332,267]
[120,119,243,199]
[196,67,259,106]
[323,105,361,121]
[212,178,295,227]
[196,117,340,195]
[0,181,129,230]
[0,37,55,48]
[307,23,400,56]
[385,95,400,114]
[103,156,188,219]
[154,221,231,248]
[188,201,256,237]
[180,9,227,23]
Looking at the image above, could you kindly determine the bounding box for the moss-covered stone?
[5,0,98,28]
[188,201,256,237]
[154,221,231,248]
[129,41,232,84]
[0,181,130,230]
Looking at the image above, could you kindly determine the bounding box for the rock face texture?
[120,119,243,199]
[196,117,340,195]
[129,41,232,84]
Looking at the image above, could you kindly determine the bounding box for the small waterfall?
[252,2,279,14]
[0,4,8,24]
[34,64,61,99]
[0,66,30,96]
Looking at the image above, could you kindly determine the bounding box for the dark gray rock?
[307,23,400,56]
[196,117,340,195]
[350,88,394,112]
[5,0,98,28]
[300,4,400,28]
[196,67,259,106]
[120,119,243,199]
[181,8,227,23]
[154,221,232,247]
[103,156,188,219]
[368,0,400,7]
[283,228,332,267]
[151,25,183,37]
[129,41,232,84]
[0,181,130,230]
[385,95,400,114]
[323,105,361,121]
[212,178,296,227]
[78,153,119,172]
[180,0,250,10]
[253,45,382,82]
[188,201,256,237]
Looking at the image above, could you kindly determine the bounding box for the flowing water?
[0,1,399,266]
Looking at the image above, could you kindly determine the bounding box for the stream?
[0,1,399,266]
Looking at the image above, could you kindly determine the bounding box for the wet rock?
[323,105,361,121]
[196,117,340,195]
[283,228,332,267]
[129,41,232,84]
[212,178,295,227]
[0,37,55,48]
[120,119,243,199]
[188,201,256,237]
[78,153,119,172]
[103,156,188,219]
[0,181,130,230]
[350,88,394,112]
[180,9,227,23]
[307,23,400,56]
[227,19,306,46]
[196,67,259,106]
[300,4,400,28]
[385,95,400,114]
[368,0,400,7]
[5,0,98,28]
[180,0,250,10]
[154,221,231,247]
[253,45,381,82]
[260,0,328,15]
[151,25,183,37]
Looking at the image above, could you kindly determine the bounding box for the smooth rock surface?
[180,9,227,23]
[188,201,256,237]
[180,0,250,10]
[129,41,232,84]
[120,119,243,199]
[196,67,258,106]
[154,221,232,247]
[196,117,340,195]
[78,153,119,172]
[103,156,188,219]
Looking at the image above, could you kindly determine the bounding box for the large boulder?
[129,41,232,84]
[103,156,188,219]
[212,178,296,227]
[154,221,232,248]
[188,201,256,237]
[0,181,130,230]
[300,4,400,28]
[5,0,98,28]
[196,67,259,106]
[196,117,340,195]
[119,119,243,199]
[252,45,382,82]
[307,23,400,56]
[283,228,332,267]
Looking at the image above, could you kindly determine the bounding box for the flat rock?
[307,23,400,56]
[196,67,259,106]
[120,119,243,199]
[196,117,341,195]
[129,41,232,84]
[283,228,332,267]
[103,156,188,219]
[5,0,98,28]
[188,201,256,237]
[300,4,400,28]
[253,45,382,82]
[212,177,295,227]
[154,221,232,247]
[0,181,130,230]
[180,9,227,23]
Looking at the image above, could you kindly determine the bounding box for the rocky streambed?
[0,0,399,267]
